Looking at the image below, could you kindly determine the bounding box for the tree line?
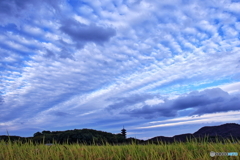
[0,128,144,145]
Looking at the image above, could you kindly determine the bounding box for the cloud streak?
[120,88,240,119]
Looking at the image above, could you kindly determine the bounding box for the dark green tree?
[33,132,42,137]
[42,130,51,134]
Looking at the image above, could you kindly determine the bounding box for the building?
[121,127,126,139]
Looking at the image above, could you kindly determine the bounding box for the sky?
[0,0,240,140]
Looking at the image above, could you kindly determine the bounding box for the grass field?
[0,137,239,160]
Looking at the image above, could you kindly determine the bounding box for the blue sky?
[0,0,240,140]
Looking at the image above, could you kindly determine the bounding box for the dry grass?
[0,137,239,160]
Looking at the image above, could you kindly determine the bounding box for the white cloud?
[137,111,240,129]
[145,98,164,106]
[217,82,240,94]
[23,25,44,35]
[228,2,240,13]
[74,15,90,25]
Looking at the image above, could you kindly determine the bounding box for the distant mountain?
[148,123,240,143]
[193,123,240,138]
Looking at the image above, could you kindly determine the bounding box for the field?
[0,138,239,160]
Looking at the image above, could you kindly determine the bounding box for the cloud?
[0,0,60,25]
[137,111,240,130]
[60,18,116,48]
[0,92,4,105]
[121,88,240,119]
[105,93,161,111]
[44,49,56,59]
[0,0,60,15]
[0,0,35,15]
[51,111,70,117]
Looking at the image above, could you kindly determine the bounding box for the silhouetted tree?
[33,132,42,137]
[42,130,51,134]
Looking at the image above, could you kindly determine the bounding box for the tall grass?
[0,136,239,160]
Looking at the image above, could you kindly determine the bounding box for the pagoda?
[121,126,126,139]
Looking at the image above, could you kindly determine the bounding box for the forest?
[0,128,144,145]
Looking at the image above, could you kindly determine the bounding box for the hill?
[193,123,240,138]
[148,123,240,144]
